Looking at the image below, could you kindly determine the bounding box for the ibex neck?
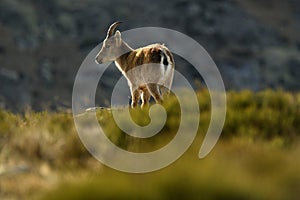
[115,41,133,71]
[121,41,133,52]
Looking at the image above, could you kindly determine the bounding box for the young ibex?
[95,22,175,108]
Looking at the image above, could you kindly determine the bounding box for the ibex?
[95,22,175,108]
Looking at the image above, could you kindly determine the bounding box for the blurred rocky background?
[0,0,299,112]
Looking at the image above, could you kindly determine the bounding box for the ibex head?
[95,21,124,64]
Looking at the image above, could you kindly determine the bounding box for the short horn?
[107,21,122,38]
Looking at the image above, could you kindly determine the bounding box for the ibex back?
[95,22,175,108]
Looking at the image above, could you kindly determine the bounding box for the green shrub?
[1,90,300,200]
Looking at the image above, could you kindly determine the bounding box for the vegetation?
[0,90,300,200]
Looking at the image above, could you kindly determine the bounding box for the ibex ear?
[115,30,122,47]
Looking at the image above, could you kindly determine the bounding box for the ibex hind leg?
[147,83,163,104]
[130,88,141,108]
[160,66,174,96]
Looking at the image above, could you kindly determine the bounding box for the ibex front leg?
[141,86,151,108]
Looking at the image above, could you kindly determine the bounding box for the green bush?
[223,90,300,141]
[1,90,300,200]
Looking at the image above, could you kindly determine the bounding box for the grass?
[0,89,300,199]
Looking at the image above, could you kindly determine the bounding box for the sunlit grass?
[0,89,300,199]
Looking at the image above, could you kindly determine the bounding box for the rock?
[0,68,19,82]
[0,164,31,177]
[219,60,261,91]
[259,47,300,90]
[38,59,54,86]
[0,0,299,112]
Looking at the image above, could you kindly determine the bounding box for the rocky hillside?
[0,0,299,112]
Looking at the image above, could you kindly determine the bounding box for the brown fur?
[116,44,174,72]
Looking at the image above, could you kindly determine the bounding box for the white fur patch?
[160,50,173,83]
[115,61,127,77]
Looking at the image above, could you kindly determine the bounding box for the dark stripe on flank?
[163,55,168,66]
